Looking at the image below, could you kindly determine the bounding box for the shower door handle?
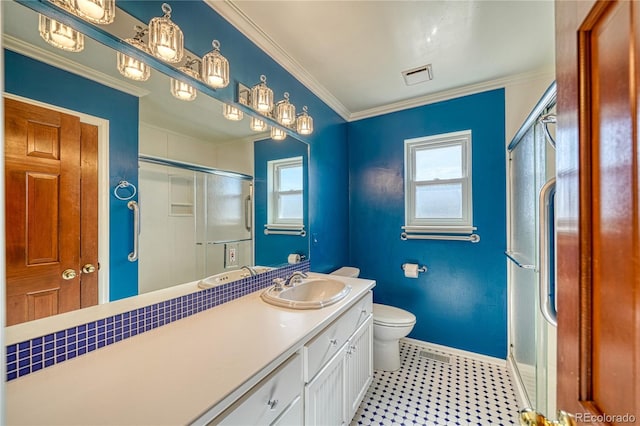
[245,195,252,232]
[538,178,557,327]
[128,200,140,262]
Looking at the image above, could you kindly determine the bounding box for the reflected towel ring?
[114,180,137,201]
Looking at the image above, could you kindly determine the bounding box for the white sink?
[198,266,274,289]
[261,278,351,309]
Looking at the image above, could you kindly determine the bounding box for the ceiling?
[207,0,556,120]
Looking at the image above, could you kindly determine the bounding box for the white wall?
[139,122,255,175]
[504,71,555,145]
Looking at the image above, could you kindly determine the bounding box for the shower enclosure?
[138,156,253,294]
[506,82,557,417]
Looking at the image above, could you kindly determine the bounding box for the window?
[268,156,304,225]
[405,130,473,231]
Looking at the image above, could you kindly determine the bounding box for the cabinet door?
[304,346,347,426]
[346,317,373,421]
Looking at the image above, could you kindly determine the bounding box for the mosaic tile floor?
[351,341,520,426]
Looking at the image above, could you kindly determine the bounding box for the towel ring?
[114,180,137,201]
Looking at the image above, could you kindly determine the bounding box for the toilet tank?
[330,267,360,278]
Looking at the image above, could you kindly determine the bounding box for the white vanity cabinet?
[208,290,373,426]
[213,353,302,426]
[304,292,373,426]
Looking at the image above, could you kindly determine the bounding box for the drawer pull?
[329,338,338,346]
[361,309,368,315]
[267,399,279,410]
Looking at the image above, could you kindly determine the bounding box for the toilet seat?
[373,303,416,327]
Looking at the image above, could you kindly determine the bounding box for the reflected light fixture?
[202,40,229,89]
[275,92,296,126]
[38,14,84,52]
[249,116,267,132]
[223,104,243,121]
[296,106,314,135]
[117,26,151,81]
[148,3,184,63]
[270,126,287,141]
[171,57,200,101]
[70,0,115,24]
[250,75,274,113]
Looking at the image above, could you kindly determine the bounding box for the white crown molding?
[204,0,351,121]
[350,68,556,122]
[3,34,150,98]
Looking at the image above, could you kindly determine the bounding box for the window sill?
[401,225,477,235]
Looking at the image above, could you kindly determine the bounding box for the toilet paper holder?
[401,263,427,274]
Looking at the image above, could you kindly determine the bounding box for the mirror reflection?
[3,0,309,326]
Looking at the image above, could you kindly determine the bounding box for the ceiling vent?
[402,64,433,86]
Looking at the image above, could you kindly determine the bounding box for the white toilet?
[330,267,417,372]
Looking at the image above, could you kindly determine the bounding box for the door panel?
[80,122,99,307]
[555,0,639,421]
[5,98,98,325]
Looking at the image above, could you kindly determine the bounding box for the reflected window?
[405,130,472,229]
[268,156,303,224]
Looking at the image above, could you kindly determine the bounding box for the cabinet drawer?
[303,291,372,382]
[214,353,302,425]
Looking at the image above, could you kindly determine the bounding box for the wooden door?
[4,98,98,326]
[555,0,639,423]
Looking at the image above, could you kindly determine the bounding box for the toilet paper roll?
[403,263,419,278]
[288,253,301,264]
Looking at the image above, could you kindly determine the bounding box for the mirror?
[3,0,309,325]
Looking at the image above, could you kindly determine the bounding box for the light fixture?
[296,106,314,135]
[170,57,200,101]
[38,14,84,52]
[270,126,287,141]
[70,0,115,24]
[148,3,184,63]
[250,75,274,113]
[117,26,151,81]
[223,104,243,121]
[275,92,296,126]
[249,116,267,132]
[202,40,229,89]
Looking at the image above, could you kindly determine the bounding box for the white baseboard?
[401,337,507,367]
[507,353,533,409]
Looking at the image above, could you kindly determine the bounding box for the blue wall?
[4,50,139,301]
[118,1,350,273]
[347,89,507,358]
[254,138,309,266]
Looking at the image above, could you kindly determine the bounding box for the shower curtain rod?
[138,154,253,181]
[507,81,557,152]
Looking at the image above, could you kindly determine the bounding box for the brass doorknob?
[82,264,96,274]
[520,409,576,426]
[62,269,77,280]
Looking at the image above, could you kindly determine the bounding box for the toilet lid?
[373,303,416,326]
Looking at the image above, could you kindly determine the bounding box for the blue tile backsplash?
[5,261,310,382]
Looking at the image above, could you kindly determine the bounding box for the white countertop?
[6,273,375,425]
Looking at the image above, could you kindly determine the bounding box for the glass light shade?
[71,0,115,24]
[202,40,229,89]
[171,67,199,101]
[223,104,243,121]
[117,38,151,81]
[148,3,184,63]
[271,127,287,141]
[249,116,267,132]
[275,92,296,126]
[251,75,274,113]
[38,15,84,52]
[296,106,314,135]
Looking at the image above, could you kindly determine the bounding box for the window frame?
[404,130,473,232]
[267,156,304,226]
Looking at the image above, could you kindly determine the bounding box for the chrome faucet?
[240,265,257,276]
[284,271,308,287]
